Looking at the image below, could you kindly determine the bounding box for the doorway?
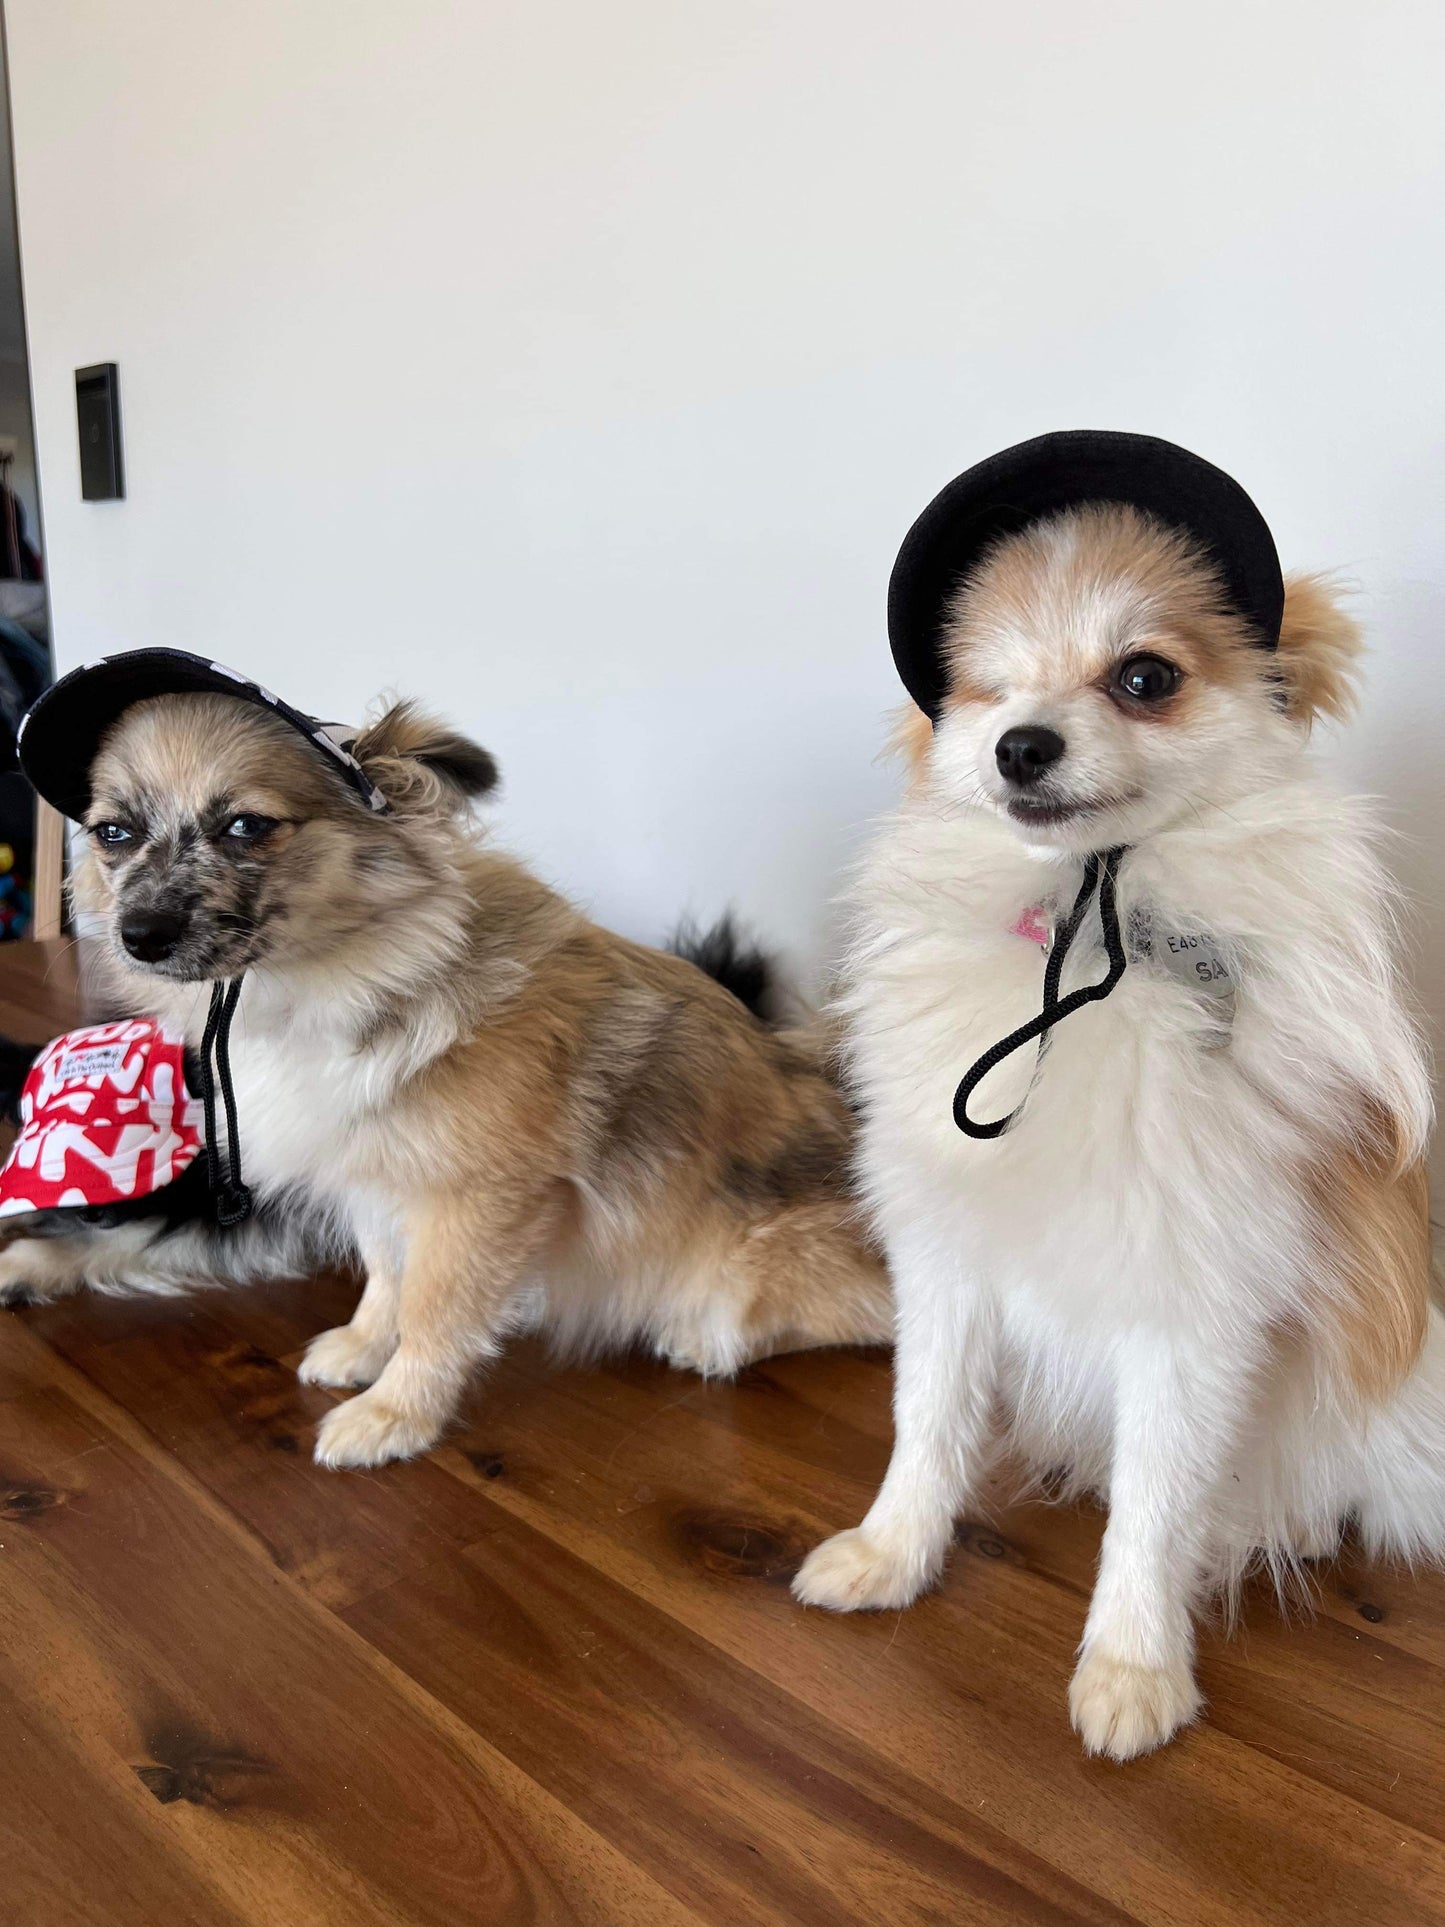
[0,18,50,941]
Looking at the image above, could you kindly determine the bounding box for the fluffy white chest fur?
[221,993,422,1209]
[848,778,1438,1524]
[798,764,1445,1759]
[853,796,1326,1348]
[154,969,464,1277]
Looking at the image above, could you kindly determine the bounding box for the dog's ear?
[352,700,499,815]
[1275,575,1363,728]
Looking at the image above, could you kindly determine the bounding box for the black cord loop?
[952,846,1129,1140]
[197,975,252,1225]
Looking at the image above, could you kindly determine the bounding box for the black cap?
[887,430,1285,721]
[16,647,390,820]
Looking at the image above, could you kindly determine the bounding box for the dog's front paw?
[792,1527,935,1612]
[298,1322,394,1389]
[313,1391,441,1469]
[1068,1651,1202,1761]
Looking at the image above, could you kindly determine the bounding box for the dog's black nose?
[995,726,1066,787]
[120,907,189,962]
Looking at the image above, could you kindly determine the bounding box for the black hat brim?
[887,430,1285,721]
[16,648,387,819]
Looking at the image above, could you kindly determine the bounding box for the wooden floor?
[2,941,1444,1925]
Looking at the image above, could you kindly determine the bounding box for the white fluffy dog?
[794,437,1438,1762]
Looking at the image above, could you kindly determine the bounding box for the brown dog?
[0,693,891,1467]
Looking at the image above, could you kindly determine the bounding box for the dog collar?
[15,647,390,822]
[1013,897,1233,995]
[888,431,1284,723]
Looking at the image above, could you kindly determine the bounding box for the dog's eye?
[1115,655,1181,703]
[223,814,276,842]
[90,822,135,849]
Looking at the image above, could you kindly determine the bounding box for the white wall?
[5,2,1445,1082]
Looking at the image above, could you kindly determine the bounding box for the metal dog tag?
[1129,908,1237,1036]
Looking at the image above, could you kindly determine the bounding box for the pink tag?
[1010,905,1050,948]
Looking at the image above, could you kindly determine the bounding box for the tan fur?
[1307,1096,1431,1403]
[897,512,1334,785]
[368,892,891,1369]
[350,699,499,816]
[946,503,1267,707]
[1275,573,1363,727]
[942,521,1362,737]
[61,694,891,1467]
[887,701,934,789]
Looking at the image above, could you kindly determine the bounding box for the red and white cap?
[0,1018,205,1219]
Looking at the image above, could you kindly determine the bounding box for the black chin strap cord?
[198,976,253,1226]
[953,845,1129,1140]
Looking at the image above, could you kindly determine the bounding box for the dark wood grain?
[3,937,1444,1925]
[0,1326,700,1927]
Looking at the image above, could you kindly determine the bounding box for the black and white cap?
[888,430,1286,722]
[16,647,391,820]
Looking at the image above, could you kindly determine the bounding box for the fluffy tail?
[669,912,786,1026]
[1349,1303,1445,1565]
[1216,1302,1445,1604]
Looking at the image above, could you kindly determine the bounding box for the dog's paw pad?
[1068,1651,1202,1761]
[792,1527,929,1612]
[298,1324,392,1389]
[313,1392,439,1470]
